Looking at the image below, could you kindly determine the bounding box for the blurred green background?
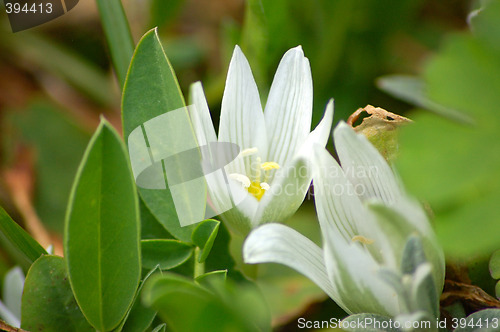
[0,0,472,235]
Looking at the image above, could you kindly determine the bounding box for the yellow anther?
[351,235,374,245]
[261,162,280,171]
[248,181,266,201]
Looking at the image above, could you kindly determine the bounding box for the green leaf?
[96,0,135,87]
[191,219,220,263]
[21,255,93,332]
[454,309,500,332]
[119,266,160,332]
[194,270,227,288]
[376,75,472,124]
[496,281,500,299]
[64,119,141,331]
[490,250,500,280]
[139,198,173,240]
[2,33,113,106]
[397,1,500,258]
[122,28,197,243]
[141,239,193,270]
[142,273,270,332]
[0,206,47,268]
[469,0,500,55]
[151,323,167,332]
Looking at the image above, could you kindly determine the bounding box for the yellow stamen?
[248,181,266,201]
[261,162,280,171]
[351,235,374,245]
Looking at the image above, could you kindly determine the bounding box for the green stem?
[95,0,135,88]
[194,247,205,278]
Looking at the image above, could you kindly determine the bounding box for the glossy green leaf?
[122,28,197,243]
[139,199,173,240]
[0,206,47,268]
[119,266,160,332]
[64,119,141,331]
[21,255,93,332]
[490,250,500,280]
[141,239,193,270]
[192,219,220,263]
[142,273,270,332]
[454,309,500,332]
[96,0,134,87]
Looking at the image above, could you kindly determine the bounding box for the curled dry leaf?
[347,105,411,162]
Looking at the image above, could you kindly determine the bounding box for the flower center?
[229,148,280,201]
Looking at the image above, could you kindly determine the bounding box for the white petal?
[264,46,313,166]
[252,157,311,227]
[322,230,400,316]
[252,103,334,226]
[306,99,334,148]
[219,46,267,176]
[243,223,337,299]
[333,121,403,204]
[215,171,262,235]
[188,82,218,147]
[312,145,361,243]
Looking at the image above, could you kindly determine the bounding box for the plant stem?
[194,247,205,278]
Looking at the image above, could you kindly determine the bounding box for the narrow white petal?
[322,231,400,316]
[264,46,313,166]
[334,121,402,204]
[243,223,337,299]
[252,102,334,226]
[188,82,218,146]
[312,145,361,243]
[219,46,267,176]
[306,99,334,147]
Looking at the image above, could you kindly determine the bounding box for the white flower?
[189,46,334,234]
[243,122,445,323]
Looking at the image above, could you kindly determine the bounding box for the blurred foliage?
[394,0,500,259]
[1,0,496,330]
